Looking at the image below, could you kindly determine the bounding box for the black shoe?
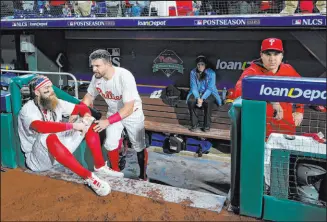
[189,124,199,132]
[203,127,210,132]
[138,174,149,182]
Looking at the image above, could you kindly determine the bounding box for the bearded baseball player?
[18,75,123,197]
[81,49,148,181]
[234,38,304,139]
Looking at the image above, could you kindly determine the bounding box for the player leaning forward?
[82,49,148,181]
[18,75,122,196]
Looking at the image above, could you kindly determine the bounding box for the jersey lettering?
[96,87,122,100]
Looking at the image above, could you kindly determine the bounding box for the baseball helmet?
[296,163,326,205]
[296,163,326,186]
[297,185,321,205]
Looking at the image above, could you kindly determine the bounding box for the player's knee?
[86,123,97,135]
[133,143,146,153]
[46,134,62,156]
[46,134,59,146]
[104,140,120,151]
[90,123,97,129]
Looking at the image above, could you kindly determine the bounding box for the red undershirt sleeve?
[30,120,73,133]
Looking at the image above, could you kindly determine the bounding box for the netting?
[264,102,326,207]
[1,1,325,19]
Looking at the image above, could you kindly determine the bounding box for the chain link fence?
[1,1,326,19]
[264,103,326,207]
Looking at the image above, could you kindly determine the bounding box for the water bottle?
[222,87,227,101]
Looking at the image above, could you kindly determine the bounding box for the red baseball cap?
[261,38,284,52]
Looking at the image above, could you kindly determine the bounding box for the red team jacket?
[234,59,304,138]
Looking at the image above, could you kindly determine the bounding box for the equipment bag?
[150,133,168,147]
[186,138,212,157]
[168,135,184,153]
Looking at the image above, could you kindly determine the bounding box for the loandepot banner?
[242,76,326,105]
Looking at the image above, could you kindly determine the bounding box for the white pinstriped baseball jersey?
[87,66,143,118]
[18,99,86,171]
[87,66,145,151]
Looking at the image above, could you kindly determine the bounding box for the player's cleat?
[84,173,111,196]
[94,162,124,178]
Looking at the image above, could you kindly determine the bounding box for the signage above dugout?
[1,15,326,29]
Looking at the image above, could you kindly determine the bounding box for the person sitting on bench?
[186,55,222,132]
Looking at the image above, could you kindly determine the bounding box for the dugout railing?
[229,76,326,221]
[1,69,79,99]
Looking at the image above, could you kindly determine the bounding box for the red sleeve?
[234,68,256,98]
[284,64,301,77]
[71,103,91,117]
[31,120,73,133]
[295,104,305,113]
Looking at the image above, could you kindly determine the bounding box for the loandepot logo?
[216,59,250,70]
[137,20,167,27]
[260,85,326,101]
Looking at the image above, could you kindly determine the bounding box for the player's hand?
[69,115,79,123]
[93,119,110,133]
[83,112,92,118]
[197,98,203,106]
[72,122,88,135]
[272,102,283,120]
[292,112,304,126]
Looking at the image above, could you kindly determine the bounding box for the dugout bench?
[78,91,232,142]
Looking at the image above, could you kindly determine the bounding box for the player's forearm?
[31,121,73,133]
[107,101,135,124]
[118,104,135,119]
[81,93,94,107]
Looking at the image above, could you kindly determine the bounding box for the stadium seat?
[176,1,193,16]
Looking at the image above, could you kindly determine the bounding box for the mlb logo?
[292,19,302,25]
[194,20,202,25]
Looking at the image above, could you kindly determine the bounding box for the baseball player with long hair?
[80,49,148,181]
[18,75,123,196]
[234,38,304,139]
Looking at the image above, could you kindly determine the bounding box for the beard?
[39,93,59,111]
[94,72,104,79]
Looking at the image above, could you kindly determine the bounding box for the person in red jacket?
[234,38,304,138]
